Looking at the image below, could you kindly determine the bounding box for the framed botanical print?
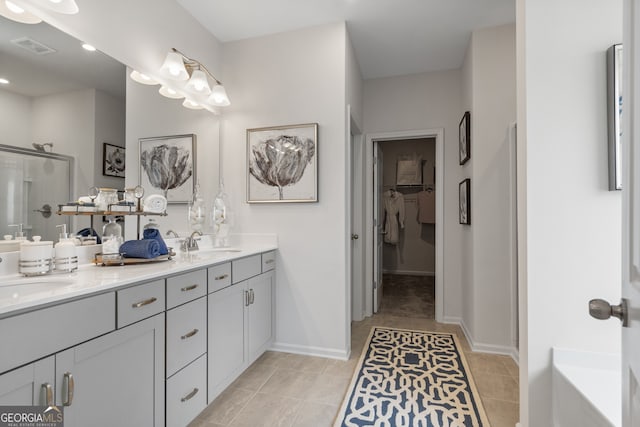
[459,178,471,225]
[139,134,196,203]
[247,123,318,203]
[103,143,125,178]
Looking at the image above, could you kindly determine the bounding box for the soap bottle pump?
[54,224,78,272]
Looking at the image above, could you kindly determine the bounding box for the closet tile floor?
[190,275,519,427]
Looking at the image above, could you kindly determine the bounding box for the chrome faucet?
[181,230,202,252]
[165,229,180,238]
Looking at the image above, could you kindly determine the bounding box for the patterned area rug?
[334,327,490,427]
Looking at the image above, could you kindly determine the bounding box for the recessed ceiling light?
[0,78,9,84]
[81,43,96,52]
[49,0,62,3]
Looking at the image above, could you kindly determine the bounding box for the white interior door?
[623,1,640,423]
[373,143,384,313]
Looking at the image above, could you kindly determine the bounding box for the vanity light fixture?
[158,85,183,99]
[129,48,230,113]
[0,0,78,24]
[130,70,159,86]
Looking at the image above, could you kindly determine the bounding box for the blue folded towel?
[142,228,169,255]
[119,239,161,259]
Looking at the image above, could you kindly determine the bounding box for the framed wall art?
[607,43,622,191]
[459,178,471,225]
[459,111,471,165]
[139,134,196,203]
[247,123,318,203]
[102,143,125,178]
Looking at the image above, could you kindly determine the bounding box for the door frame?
[362,128,445,321]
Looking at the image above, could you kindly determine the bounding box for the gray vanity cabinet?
[55,314,165,427]
[0,356,55,406]
[207,253,275,403]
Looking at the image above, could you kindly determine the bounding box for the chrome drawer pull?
[131,297,157,308]
[214,274,229,281]
[181,328,199,340]
[41,383,54,406]
[63,372,74,406]
[180,387,199,402]
[180,284,198,292]
[265,259,274,264]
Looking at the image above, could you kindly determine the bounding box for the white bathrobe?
[383,190,405,244]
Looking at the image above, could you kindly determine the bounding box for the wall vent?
[10,37,56,55]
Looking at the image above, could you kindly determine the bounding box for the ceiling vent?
[10,37,56,55]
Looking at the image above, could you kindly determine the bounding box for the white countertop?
[0,234,277,318]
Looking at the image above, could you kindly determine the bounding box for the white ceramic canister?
[19,236,54,276]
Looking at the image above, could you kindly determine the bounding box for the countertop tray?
[93,251,175,266]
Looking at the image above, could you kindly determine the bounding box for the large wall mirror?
[0,15,126,241]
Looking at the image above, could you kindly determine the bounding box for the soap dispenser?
[9,224,26,242]
[54,224,78,272]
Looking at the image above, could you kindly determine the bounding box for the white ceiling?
[177,0,515,79]
[0,16,125,98]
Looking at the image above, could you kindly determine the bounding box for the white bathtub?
[552,348,621,427]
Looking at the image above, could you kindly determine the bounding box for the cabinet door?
[56,314,165,427]
[247,270,274,364]
[0,356,54,406]
[207,282,246,403]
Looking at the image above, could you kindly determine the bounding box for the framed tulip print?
[247,123,318,203]
[139,134,196,203]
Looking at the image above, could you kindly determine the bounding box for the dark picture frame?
[459,178,471,225]
[459,111,471,165]
[139,134,196,204]
[607,44,622,191]
[247,123,318,203]
[102,143,125,178]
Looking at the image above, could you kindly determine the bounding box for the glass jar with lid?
[95,188,119,211]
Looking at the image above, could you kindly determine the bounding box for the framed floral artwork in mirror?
[139,134,196,203]
[103,143,125,178]
[247,123,318,203]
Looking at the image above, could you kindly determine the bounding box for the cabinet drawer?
[117,279,165,328]
[166,355,207,427]
[166,269,207,309]
[166,297,207,377]
[0,293,115,374]
[208,263,231,293]
[262,251,276,272]
[232,255,261,283]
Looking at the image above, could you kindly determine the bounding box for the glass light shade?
[159,85,184,99]
[207,85,231,107]
[182,98,204,110]
[159,51,189,81]
[0,0,42,23]
[185,69,211,95]
[29,0,78,14]
[130,70,159,86]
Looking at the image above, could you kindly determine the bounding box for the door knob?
[351,234,359,240]
[589,298,629,327]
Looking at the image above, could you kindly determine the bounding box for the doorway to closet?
[377,138,436,319]
[362,128,444,323]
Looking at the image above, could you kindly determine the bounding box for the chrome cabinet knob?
[589,298,629,327]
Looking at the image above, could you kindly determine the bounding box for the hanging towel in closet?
[383,190,405,244]
[417,190,436,224]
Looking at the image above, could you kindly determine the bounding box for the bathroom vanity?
[0,241,277,427]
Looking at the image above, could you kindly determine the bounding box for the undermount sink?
[0,277,76,301]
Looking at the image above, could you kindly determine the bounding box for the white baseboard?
[382,269,435,277]
[270,341,349,361]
